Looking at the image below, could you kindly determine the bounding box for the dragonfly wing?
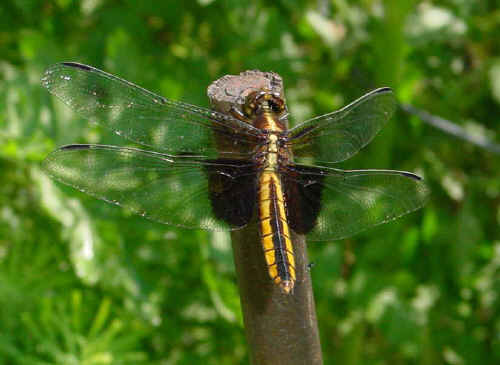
[42,144,257,230]
[287,88,397,163]
[283,164,429,240]
[42,63,261,157]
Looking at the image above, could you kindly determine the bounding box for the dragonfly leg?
[229,105,250,122]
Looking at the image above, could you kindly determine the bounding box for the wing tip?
[41,144,93,170]
[43,62,92,77]
[58,144,93,151]
[366,87,394,99]
[400,171,423,181]
[42,62,94,91]
[376,86,393,93]
[61,62,93,71]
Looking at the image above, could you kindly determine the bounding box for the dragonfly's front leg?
[229,105,249,123]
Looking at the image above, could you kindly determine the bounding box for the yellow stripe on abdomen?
[258,171,296,294]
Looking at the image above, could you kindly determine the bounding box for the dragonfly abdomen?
[258,170,296,294]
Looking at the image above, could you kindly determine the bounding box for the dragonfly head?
[243,90,285,119]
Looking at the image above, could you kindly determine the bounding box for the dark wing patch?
[205,160,257,227]
[282,164,325,234]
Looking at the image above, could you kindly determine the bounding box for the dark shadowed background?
[1,1,499,364]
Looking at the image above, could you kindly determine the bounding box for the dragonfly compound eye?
[269,98,285,114]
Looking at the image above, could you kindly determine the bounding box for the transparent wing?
[42,144,258,230]
[283,164,429,241]
[287,88,397,163]
[42,62,262,157]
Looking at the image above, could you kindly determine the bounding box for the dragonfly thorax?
[244,91,287,132]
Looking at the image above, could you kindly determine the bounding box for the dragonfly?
[42,62,429,294]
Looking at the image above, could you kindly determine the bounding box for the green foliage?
[1,0,499,364]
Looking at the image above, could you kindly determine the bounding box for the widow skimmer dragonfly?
[42,63,429,294]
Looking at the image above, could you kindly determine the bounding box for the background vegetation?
[1,0,499,364]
